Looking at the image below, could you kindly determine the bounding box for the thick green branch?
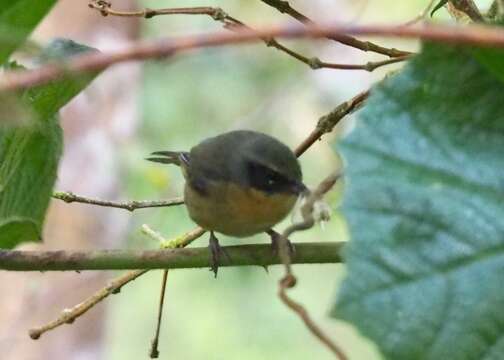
[0,242,344,271]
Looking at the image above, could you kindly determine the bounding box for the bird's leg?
[266,229,295,258]
[208,231,230,277]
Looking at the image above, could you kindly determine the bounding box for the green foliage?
[472,47,504,83]
[0,117,62,248]
[333,43,504,359]
[0,0,57,63]
[0,39,99,249]
[472,20,504,84]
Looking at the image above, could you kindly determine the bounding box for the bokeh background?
[0,1,493,359]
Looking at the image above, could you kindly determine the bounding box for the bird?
[147,130,307,276]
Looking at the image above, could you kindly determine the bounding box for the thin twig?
[28,269,147,339]
[140,225,170,358]
[89,1,409,72]
[141,225,205,358]
[52,191,184,211]
[89,1,223,19]
[295,89,370,157]
[278,278,348,360]
[275,172,344,359]
[3,22,504,92]
[150,270,168,358]
[278,172,342,275]
[259,0,411,57]
[27,227,206,339]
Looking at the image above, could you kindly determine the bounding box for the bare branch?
[295,90,370,157]
[26,226,206,339]
[150,269,168,358]
[0,242,344,271]
[259,0,411,58]
[89,1,410,73]
[275,172,345,359]
[28,269,147,339]
[2,22,504,93]
[278,278,348,360]
[53,191,184,211]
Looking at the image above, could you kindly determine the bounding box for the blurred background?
[0,0,493,359]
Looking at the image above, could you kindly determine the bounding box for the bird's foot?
[267,229,295,258]
[208,232,230,278]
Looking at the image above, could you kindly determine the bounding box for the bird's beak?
[291,181,309,195]
[145,156,171,164]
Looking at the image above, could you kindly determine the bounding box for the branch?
[275,172,345,359]
[53,191,184,211]
[28,269,147,339]
[260,0,411,58]
[295,90,370,157]
[449,0,484,22]
[89,1,410,72]
[0,242,344,271]
[28,226,205,340]
[278,281,348,360]
[3,22,504,92]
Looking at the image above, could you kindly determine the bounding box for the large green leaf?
[0,39,99,249]
[471,22,504,84]
[333,43,504,359]
[472,47,504,84]
[0,0,57,63]
[0,116,62,248]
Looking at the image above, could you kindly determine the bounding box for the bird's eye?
[267,177,277,186]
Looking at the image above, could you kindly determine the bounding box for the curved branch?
[0,242,344,271]
[2,22,504,92]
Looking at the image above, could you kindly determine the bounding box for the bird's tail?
[146,151,190,167]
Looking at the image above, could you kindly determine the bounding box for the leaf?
[471,21,504,84]
[26,38,100,119]
[333,43,504,360]
[0,39,100,249]
[0,217,39,249]
[0,0,57,63]
[472,47,504,83]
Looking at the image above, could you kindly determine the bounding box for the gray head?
[226,131,305,195]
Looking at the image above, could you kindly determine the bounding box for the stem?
[28,226,206,340]
[2,22,504,93]
[28,269,148,339]
[279,278,348,360]
[260,0,411,57]
[89,1,410,72]
[0,242,344,271]
[149,270,168,358]
[53,191,184,211]
[295,90,370,157]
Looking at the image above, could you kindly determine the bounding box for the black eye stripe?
[247,161,292,193]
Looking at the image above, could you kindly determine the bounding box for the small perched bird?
[147,130,307,275]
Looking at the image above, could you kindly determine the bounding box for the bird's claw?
[208,232,230,277]
[267,229,296,258]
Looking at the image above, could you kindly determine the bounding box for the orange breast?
[184,181,297,237]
